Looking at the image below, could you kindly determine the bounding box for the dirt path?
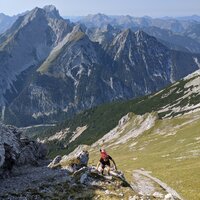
[132,169,183,200]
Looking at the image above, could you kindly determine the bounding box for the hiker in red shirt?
[96,149,117,175]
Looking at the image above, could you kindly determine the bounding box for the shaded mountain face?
[5,26,117,125]
[106,29,200,90]
[0,6,73,109]
[139,26,200,54]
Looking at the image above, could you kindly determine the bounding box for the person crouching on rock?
[96,149,117,175]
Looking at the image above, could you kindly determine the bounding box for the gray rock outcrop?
[0,122,47,177]
[48,146,89,173]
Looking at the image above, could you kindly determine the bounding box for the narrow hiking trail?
[132,169,183,200]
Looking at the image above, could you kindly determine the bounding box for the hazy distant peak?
[43,5,57,12]
[43,5,61,19]
[18,5,62,26]
[102,23,114,31]
[65,25,87,43]
[89,13,109,19]
[0,13,8,18]
[82,13,111,26]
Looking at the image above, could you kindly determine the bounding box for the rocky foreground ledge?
[0,150,135,199]
[0,123,135,199]
[0,123,181,199]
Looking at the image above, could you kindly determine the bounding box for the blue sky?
[0,0,199,17]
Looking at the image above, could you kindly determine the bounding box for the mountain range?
[0,6,200,127]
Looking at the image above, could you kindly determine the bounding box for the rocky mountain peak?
[101,23,115,32]
[123,28,132,35]
[135,29,148,39]
[0,5,73,111]
[91,13,110,20]
[111,28,134,47]
[136,29,160,43]
[67,24,88,42]
[0,13,7,19]
[43,5,57,12]
[72,24,86,34]
[19,7,45,27]
[12,5,62,31]
[43,5,61,19]
[81,13,111,28]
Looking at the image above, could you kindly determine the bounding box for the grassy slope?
[89,112,200,200]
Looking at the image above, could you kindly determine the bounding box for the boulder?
[48,145,89,173]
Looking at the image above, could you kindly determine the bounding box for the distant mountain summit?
[43,5,61,19]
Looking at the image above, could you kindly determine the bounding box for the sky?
[0,0,199,17]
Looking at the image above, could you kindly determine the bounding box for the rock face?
[0,122,47,177]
